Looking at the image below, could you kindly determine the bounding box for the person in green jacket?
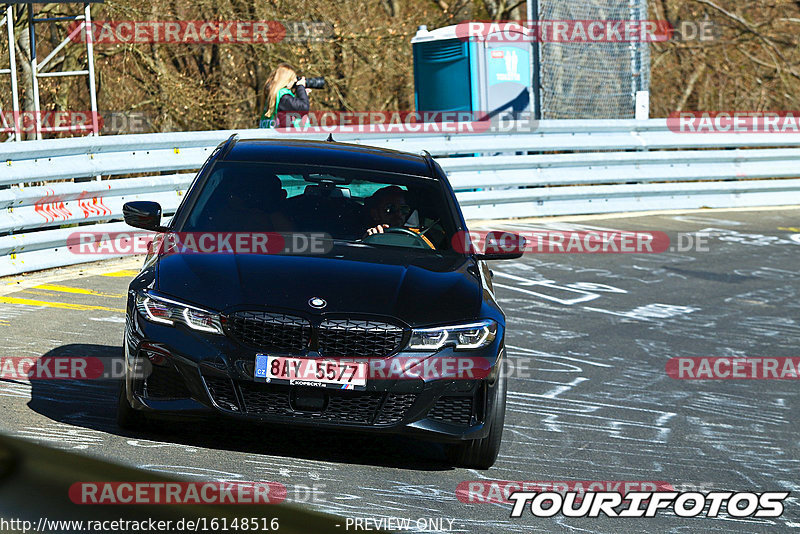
[259,63,311,128]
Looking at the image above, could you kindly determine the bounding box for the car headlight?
[134,291,223,335]
[406,319,497,351]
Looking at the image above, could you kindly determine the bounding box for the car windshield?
[177,161,459,252]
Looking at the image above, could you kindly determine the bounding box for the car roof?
[220,138,434,177]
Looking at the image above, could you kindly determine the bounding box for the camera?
[299,76,326,89]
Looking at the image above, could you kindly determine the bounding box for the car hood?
[154,249,483,326]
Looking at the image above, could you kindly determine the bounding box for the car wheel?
[117,382,149,431]
[446,362,507,469]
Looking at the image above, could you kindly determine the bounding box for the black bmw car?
[119,135,521,469]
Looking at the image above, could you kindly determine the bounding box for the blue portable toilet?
[412,25,532,120]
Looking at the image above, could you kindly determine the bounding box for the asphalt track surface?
[0,207,798,533]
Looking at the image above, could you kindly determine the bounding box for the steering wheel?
[362,227,434,249]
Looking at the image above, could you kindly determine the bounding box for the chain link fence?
[537,0,650,119]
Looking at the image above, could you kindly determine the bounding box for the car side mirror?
[123,201,167,232]
[473,231,526,260]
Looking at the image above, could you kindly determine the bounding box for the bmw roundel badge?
[308,297,327,309]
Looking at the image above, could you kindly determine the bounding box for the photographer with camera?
[259,63,311,128]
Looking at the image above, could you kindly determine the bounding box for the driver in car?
[365,186,411,236]
[364,186,436,248]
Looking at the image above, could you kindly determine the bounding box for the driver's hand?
[365,224,389,236]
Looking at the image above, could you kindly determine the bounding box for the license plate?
[254,355,367,390]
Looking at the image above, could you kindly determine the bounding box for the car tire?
[446,362,507,469]
[117,382,149,431]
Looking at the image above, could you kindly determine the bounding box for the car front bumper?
[122,305,505,442]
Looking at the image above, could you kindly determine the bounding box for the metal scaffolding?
[1,2,98,142]
[1,5,21,141]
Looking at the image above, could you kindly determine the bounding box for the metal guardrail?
[1,119,799,276]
